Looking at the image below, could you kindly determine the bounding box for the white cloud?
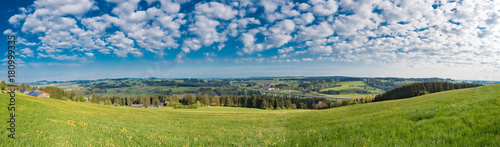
[85,52,94,57]
[3,29,15,35]
[295,22,333,41]
[266,19,296,48]
[33,0,94,16]
[106,31,142,57]
[239,32,265,55]
[260,0,279,13]
[298,3,310,11]
[194,2,238,20]
[189,15,225,46]
[309,0,338,16]
[302,58,314,61]
[308,46,333,54]
[21,48,34,57]
[181,38,202,53]
[278,47,294,54]
[294,12,315,25]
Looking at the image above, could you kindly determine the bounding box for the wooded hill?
[374,81,483,101]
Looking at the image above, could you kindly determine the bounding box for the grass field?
[1,84,499,146]
[318,81,384,98]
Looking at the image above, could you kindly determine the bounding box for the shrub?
[364,95,374,103]
[104,100,112,105]
[334,100,342,107]
[77,96,85,102]
[341,100,350,106]
[61,97,69,101]
[169,102,184,109]
[113,103,120,106]
[419,90,429,96]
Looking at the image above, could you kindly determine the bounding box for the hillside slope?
[1,84,499,146]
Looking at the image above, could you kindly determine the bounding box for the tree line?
[83,92,371,110]
[374,81,483,101]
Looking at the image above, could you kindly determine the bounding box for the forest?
[375,81,483,101]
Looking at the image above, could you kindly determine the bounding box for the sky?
[1,0,499,83]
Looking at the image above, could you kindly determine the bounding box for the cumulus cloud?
[3,29,15,35]
[265,19,296,48]
[278,47,294,54]
[5,0,500,78]
[194,2,238,20]
[309,0,338,16]
[33,0,94,16]
[21,48,34,57]
[106,31,142,57]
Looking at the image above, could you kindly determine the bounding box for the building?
[157,102,164,108]
[27,91,50,97]
[131,104,143,108]
[146,104,154,108]
[20,89,27,93]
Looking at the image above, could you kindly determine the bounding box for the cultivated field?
[1,84,499,146]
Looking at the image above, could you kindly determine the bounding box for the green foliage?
[0,81,6,90]
[375,82,483,101]
[43,86,67,99]
[104,100,112,105]
[61,97,70,101]
[418,90,429,96]
[77,96,85,102]
[341,100,349,106]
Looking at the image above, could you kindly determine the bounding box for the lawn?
[1,84,499,146]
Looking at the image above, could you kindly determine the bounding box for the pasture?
[1,84,499,146]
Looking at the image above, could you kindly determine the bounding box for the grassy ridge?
[1,84,499,146]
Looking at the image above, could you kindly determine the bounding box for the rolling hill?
[1,84,499,146]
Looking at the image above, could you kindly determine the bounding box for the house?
[146,104,154,108]
[28,91,50,97]
[267,88,276,92]
[21,89,31,94]
[157,102,164,108]
[211,103,217,106]
[131,104,143,108]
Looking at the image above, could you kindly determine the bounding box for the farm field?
[318,81,385,98]
[1,84,499,146]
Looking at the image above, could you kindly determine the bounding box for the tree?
[70,91,76,101]
[202,93,210,106]
[0,81,6,90]
[261,99,269,109]
[91,93,97,103]
[77,96,85,102]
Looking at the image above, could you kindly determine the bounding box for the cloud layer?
[6,0,500,71]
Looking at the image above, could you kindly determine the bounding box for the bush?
[61,97,69,101]
[334,100,342,107]
[113,103,120,106]
[169,102,184,109]
[419,90,429,96]
[341,100,350,106]
[104,100,112,105]
[77,96,85,102]
[364,95,374,103]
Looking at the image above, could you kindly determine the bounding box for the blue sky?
[1,0,499,83]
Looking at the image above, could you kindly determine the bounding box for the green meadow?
[1,84,499,146]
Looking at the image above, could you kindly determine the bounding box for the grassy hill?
[1,84,499,146]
